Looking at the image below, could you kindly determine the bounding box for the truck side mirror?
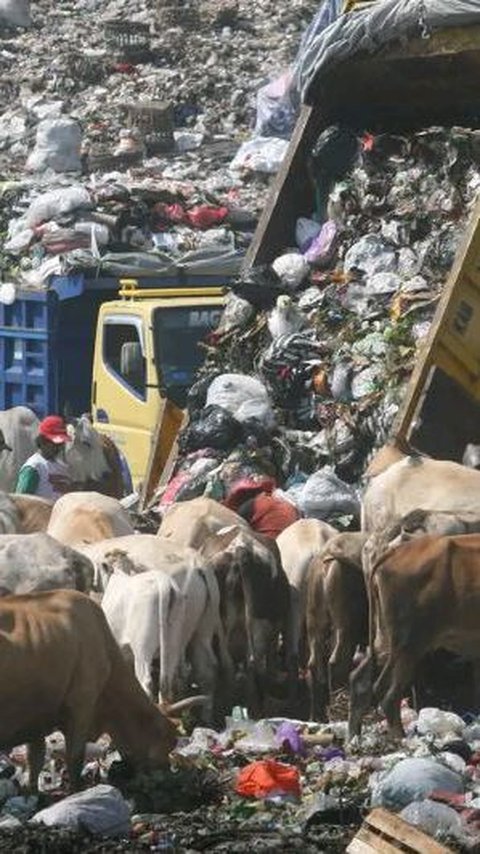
[120,341,145,393]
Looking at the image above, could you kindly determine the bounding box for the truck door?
[92,313,160,486]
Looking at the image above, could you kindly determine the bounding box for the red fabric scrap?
[235,759,301,799]
[185,205,229,229]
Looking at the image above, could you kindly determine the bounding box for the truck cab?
[92,281,224,486]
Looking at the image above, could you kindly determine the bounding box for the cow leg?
[380,650,417,739]
[189,635,217,723]
[348,654,375,738]
[27,737,46,792]
[329,629,356,692]
[64,713,91,791]
[306,636,328,722]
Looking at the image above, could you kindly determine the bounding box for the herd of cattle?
[3,446,480,791]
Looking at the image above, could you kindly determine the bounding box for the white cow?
[47,492,134,547]
[361,455,480,533]
[88,534,228,716]
[0,532,94,595]
[0,406,39,492]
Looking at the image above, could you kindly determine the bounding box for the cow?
[0,590,200,791]
[276,519,337,688]
[0,532,94,596]
[349,534,480,739]
[99,540,225,718]
[157,496,249,549]
[363,508,480,586]
[0,493,53,534]
[361,455,480,533]
[305,533,367,720]
[0,406,38,492]
[47,492,135,547]
[84,534,230,720]
[200,525,292,716]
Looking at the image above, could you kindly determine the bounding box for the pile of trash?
[0,0,316,286]
[157,125,480,517]
[3,705,480,850]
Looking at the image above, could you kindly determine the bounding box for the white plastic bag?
[0,0,30,26]
[272,253,309,290]
[25,186,92,228]
[26,118,82,173]
[371,757,464,811]
[344,234,396,276]
[296,467,360,520]
[416,708,466,738]
[31,785,130,836]
[229,137,289,175]
[206,373,275,428]
[400,799,463,840]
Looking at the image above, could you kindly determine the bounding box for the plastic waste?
[235,759,301,799]
[0,815,21,829]
[26,118,83,174]
[303,220,338,266]
[254,71,296,139]
[275,722,305,755]
[180,404,243,453]
[271,253,309,291]
[295,467,360,521]
[235,722,277,753]
[31,784,130,836]
[371,757,465,811]
[364,272,402,295]
[0,283,15,306]
[25,186,92,228]
[268,295,305,339]
[416,708,466,738]
[206,374,275,428]
[295,217,321,251]
[0,0,30,27]
[400,799,464,840]
[229,137,289,175]
[344,234,396,276]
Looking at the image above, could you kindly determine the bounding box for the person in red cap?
[15,415,72,501]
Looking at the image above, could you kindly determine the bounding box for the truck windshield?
[153,305,223,407]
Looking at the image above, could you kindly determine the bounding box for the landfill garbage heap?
[161,126,480,521]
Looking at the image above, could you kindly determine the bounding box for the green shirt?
[15,466,40,495]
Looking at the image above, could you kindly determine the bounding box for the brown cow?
[306,532,368,720]
[158,497,249,549]
[349,533,480,738]
[0,589,189,791]
[201,526,291,716]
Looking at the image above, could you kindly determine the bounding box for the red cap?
[38,415,70,445]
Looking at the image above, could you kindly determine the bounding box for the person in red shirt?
[225,477,300,539]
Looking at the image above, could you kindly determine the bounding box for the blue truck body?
[0,270,230,420]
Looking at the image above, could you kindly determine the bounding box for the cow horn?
[163,695,211,714]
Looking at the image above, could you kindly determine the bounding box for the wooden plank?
[244,104,318,269]
[347,809,454,854]
[348,826,400,854]
[138,398,185,511]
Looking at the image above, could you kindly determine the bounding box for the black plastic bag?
[180,405,243,453]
